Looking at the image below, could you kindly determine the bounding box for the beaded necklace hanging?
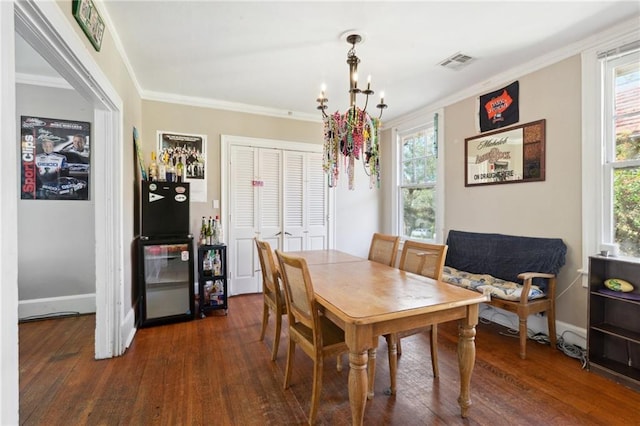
[322,107,381,190]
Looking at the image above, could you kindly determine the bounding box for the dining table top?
[285,249,488,325]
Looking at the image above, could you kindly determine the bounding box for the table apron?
[370,306,468,337]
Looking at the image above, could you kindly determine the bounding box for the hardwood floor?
[20,294,639,425]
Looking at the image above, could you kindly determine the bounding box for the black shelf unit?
[197,244,228,318]
[588,255,640,392]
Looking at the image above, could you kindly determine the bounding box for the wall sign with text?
[465,119,545,187]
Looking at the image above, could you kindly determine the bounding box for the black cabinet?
[588,255,640,392]
[197,244,228,318]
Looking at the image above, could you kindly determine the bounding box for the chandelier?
[317,33,387,190]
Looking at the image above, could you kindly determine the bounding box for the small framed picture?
[72,0,105,52]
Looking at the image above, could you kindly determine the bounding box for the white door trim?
[14,1,126,359]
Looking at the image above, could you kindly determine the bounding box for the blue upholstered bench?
[441,230,567,359]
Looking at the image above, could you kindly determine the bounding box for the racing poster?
[157,131,207,202]
[20,116,91,200]
[478,81,519,132]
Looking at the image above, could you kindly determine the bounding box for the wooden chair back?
[255,238,281,302]
[399,240,448,280]
[368,233,400,267]
[275,250,317,338]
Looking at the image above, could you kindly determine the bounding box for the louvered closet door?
[228,143,325,295]
[283,151,327,251]
[229,146,282,295]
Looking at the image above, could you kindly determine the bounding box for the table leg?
[348,349,368,426]
[367,348,376,400]
[385,334,398,395]
[457,305,478,418]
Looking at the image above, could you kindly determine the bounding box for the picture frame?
[465,119,545,187]
[20,116,92,200]
[72,0,105,52]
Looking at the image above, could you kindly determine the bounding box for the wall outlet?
[213,199,219,209]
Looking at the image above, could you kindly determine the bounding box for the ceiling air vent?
[438,52,474,70]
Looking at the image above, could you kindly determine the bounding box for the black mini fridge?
[137,181,194,327]
[137,237,195,327]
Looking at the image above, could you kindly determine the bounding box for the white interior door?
[225,136,329,296]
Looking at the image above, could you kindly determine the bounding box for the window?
[583,34,640,265]
[396,113,442,242]
[603,51,640,257]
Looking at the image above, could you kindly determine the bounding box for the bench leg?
[519,317,527,359]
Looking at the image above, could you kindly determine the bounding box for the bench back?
[445,230,567,288]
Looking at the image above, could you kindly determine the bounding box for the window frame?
[391,109,445,243]
[582,32,640,274]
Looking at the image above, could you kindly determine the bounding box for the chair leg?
[547,305,557,349]
[283,339,295,390]
[430,325,439,378]
[518,316,528,359]
[367,348,376,400]
[385,334,398,395]
[336,354,342,372]
[271,312,281,361]
[397,337,403,356]
[309,355,323,425]
[259,302,269,341]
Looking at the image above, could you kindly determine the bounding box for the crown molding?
[15,72,73,90]
[141,89,321,123]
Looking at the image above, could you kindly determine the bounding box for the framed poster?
[157,131,207,202]
[465,119,545,187]
[21,116,91,200]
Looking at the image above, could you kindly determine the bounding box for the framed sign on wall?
[72,0,105,52]
[465,119,545,187]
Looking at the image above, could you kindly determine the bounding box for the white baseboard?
[479,305,587,349]
[18,293,96,320]
[121,306,137,350]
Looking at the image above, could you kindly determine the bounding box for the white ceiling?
[16,1,640,123]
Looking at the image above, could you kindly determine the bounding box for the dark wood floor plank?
[19,294,640,425]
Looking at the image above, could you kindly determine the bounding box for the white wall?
[16,83,96,317]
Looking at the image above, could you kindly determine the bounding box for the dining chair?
[255,238,287,361]
[368,232,400,266]
[385,240,448,394]
[275,250,348,425]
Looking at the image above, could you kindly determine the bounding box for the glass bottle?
[176,155,184,182]
[206,216,213,245]
[199,216,207,246]
[213,250,222,276]
[215,215,223,243]
[166,157,176,182]
[148,151,158,181]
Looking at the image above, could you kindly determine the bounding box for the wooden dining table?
[285,249,489,426]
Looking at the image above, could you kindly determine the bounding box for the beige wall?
[140,101,322,240]
[443,55,585,328]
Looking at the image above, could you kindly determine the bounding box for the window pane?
[401,131,437,185]
[401,187,435,240]
[614,59,640,161]
[613,166,640,257]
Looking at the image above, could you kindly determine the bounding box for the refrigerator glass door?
[143,243,191,320]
